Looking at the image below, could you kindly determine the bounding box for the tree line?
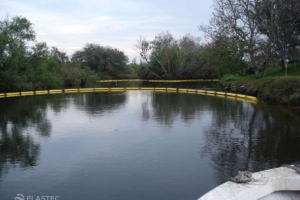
[136,0,300,80]
[200,0,300,79]
[135,31,254,80]
[0,16,130,92]
[2,0,300,92]
[135,33,216,80]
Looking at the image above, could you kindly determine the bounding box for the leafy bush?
[61,63,98,87]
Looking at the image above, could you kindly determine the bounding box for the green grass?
[223,76,300,105]
[236,62,300,81]
[223,63,300,105]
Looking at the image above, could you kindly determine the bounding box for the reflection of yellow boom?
[0,87,258,104]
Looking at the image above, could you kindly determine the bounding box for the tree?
[0,16,35,70]
[174,34,208,78]
[136,32,210,80]
[149,32,177,79]
[256,0,300,70]
[50,47,69,64]
[200,0,267,79]
[135,36,151,62]
[0,16,102,91]
[27,42,63,90]
[0,16,66,92]
[201,35,248,77]
[134,36,163,79]
[72,43,128,78]
[0,16,36,91]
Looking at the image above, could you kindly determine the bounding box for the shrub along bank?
[222,77,300,106]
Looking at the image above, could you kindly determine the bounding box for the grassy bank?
[235,63,300,81]
[222,63,300,106]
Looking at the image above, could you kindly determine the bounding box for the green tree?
[200,0,266,79]
[256,0,300,70]
[0,16,103,91]
[61,63,97,87]
[0,16,36,91]
[0,16,67,91]
[27,42,63,90]
[72,43,128,79]
[202,35,248,77]
[136,32,210,79]
[0,16,35,68]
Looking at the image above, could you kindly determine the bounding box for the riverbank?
[222,77,300,106]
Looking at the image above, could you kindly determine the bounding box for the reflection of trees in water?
[0,96,53,137]
[1,91,300,190]
[140,82,220,90]
[48,94,70,114]
[142,92,219,127]
[0,96,56,179]
[96,81,221,90]
[71,93,126,116]
[143,92,245,127]
[144,92,300,184]
[201,101,300,184]
[0,126,40,175]
[0,93,127,180]
[141,95,150,121]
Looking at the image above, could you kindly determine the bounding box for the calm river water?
[0,82,300,200]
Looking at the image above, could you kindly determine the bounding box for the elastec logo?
[14,194,25,200]
[14,194,60,200]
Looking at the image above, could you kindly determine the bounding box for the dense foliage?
[3,1,300,90]
[136,33,217,80]
[0,16,129,92]
[201,35,248,77]
[72,43,129,79]
[136,0,300,79]
[200,0,300,79]
[135,0,300,80]
[0,17,63,92]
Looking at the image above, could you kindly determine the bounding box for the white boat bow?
[199,166,300,200]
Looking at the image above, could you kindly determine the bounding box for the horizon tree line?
[0,16,130,92]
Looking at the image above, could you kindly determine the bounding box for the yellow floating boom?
[0,87,258,104]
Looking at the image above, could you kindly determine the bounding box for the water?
[94,80,222,91]
[0,83,300,200]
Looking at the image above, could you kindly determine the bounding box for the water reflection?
[0,91,299,199]
[140,92,300,185]
[96,81,222,90]
[0,96,50,179]
[0,93,127,180]
[141,93,207,127]
[72,92,126,116]
[201,101,300,184]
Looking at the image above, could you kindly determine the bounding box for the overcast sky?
[1,0,213,62]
